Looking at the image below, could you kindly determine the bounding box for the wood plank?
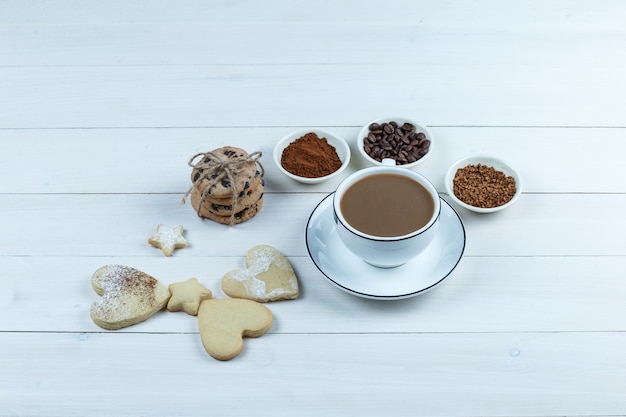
[1,0,623,26]
[1,64,624,128]
[2,21,624,67]
[1,1,623,415]
[0,193,624,258]
[1,127,625,194]
[1,256,625,334]
[1,331,625,416]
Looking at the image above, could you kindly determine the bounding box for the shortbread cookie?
[198,197,264,225]
[197,298,272,361]
[167,278,213,316]
[90,265,171,330]
[191,183,263,217]
[148,224,188,256]
[222,245,299,302]
[191,147,263,198]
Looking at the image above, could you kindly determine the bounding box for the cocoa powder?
[453,164,516,208]
[281,132,342,178]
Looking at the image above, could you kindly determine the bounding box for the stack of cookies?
[188,146,264,225]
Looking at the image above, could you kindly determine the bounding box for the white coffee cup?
[333,159,441,268]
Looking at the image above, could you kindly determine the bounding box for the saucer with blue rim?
[305,193,466,300]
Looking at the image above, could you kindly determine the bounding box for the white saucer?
[305,193,466,300]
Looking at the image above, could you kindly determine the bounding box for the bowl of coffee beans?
[358,117,434,168]
[445,155,522,213]
[273,129,351,184]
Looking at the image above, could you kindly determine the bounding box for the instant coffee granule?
[281,132,342,178]
[453,164,516,208]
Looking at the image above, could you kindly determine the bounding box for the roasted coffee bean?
[362,121,430,165]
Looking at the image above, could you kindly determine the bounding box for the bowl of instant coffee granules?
[274,129,351,184]
[357,117,434,168]
[445,155,522,213]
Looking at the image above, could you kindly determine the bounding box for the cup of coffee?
[333,159,441,268]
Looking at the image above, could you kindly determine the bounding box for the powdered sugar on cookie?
[90,265,171,330]
[221,245,299,302]
[148,224,188,256]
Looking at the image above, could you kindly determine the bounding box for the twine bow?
[181,150,264,226]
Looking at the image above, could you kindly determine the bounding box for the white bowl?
[444,155,522,213]
[273,129,351,184]
[357,117,434,169]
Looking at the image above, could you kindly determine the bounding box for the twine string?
[181,150,263,225]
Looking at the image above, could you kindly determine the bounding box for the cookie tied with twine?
[181,147,265,226]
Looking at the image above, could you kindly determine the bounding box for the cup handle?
[381,158,396,166]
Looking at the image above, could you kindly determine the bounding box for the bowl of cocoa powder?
[274,129,351,184]
[357,117,434,168]
[445,155,522,213]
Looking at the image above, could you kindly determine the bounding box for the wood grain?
[1,332,625,416]
[2,64,625,128]
[1,127,624,194]
[1,0,625,415]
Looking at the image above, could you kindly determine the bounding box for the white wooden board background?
[1,1,626,416]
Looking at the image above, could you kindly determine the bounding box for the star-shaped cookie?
[148,224,188,256]
[167,278,212,316]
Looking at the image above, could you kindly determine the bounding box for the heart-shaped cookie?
[90,265,171,330]
[197,298,272,361]
[221,245,299,302]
